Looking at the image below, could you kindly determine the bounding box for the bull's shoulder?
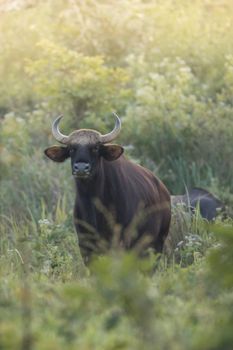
[110,157,170,203]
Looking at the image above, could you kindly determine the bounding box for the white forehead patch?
[68,129,101,145]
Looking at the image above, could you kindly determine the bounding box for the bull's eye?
[69,148,75,155]
[92,145,99,153]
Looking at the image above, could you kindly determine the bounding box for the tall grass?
[0,1,233,349]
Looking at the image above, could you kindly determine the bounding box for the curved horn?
[52,115,69,144]
[100,113,121,143]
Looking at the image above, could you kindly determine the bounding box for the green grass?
[0,1,233,348]
[0,201,232,350]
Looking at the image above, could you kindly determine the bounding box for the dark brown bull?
[171,187,224,221]
[44,114,171,262]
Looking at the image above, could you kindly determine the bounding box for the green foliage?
[165,204,216,265]
[25,39,130,122]
[123,55,233,192]
[1,0,233,194]
[207,223,233,289]
[0,218,233,349]
[0,188,233,349]
[0,1,233,349]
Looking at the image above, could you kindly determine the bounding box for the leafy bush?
[0,219,233,350]
[0,1,233,348]
[164,201,223,266]
[1,0,233,195]
[25,39,130,123]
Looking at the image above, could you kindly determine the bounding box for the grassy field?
[0,211,233,350]
[0,1,233,349]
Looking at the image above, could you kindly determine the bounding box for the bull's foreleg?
[74,197,98,264]
[74,219,100,264]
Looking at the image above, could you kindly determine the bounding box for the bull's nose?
[73,162,91,176]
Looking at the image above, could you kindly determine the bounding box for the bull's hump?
[68,129,101,145]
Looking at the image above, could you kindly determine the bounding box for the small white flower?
[38,219,51,226]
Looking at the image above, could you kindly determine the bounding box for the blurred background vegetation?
[0,0,233,349]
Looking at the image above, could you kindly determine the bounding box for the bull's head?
[44,113,124,179]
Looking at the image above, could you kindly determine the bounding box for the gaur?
[45,114,171,262]
[171,187,224,221]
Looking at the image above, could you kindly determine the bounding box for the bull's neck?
[74,158,107,196]
[74,176,98,196]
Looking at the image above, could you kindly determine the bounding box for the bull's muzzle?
[73,162,91,178]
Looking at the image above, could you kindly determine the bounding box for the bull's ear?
[44,146,70,162]
[100,144,124,161]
